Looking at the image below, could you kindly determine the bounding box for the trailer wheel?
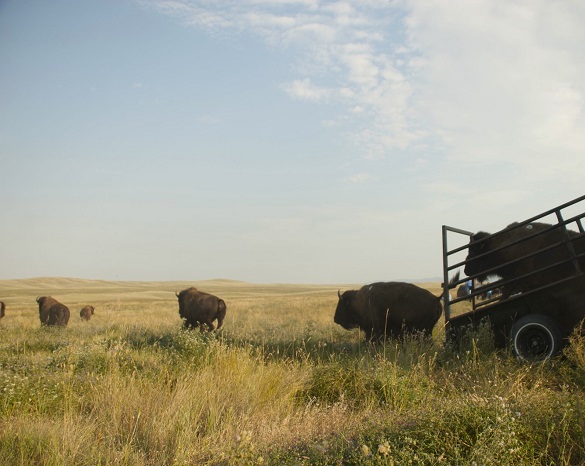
[511,315,562,362]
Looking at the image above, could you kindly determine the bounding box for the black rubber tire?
[511,314,562,362]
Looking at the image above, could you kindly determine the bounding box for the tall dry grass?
[0,278,584,465]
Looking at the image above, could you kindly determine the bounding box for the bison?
[80,305,95,321]
[334,282,443,341]
[36,296,70,326]
[175,287,226,331]
[464,221,585,297]
[0,301,4,319]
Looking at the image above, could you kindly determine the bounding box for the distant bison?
[175,287,227,331]
[0,301,5,318]
[334,282,443,341]
[464,222,585,297]
[80,305,95,321]
[36,296,70,326]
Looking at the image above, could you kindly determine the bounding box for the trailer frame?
[442,194,585,360]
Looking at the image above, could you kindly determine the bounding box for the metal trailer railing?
[441,194,585,325]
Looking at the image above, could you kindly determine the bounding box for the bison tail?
[217,299,227,314]
[216,299,227,330]
[440,271,460,291]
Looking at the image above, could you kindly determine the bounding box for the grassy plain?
[1,278,585,465]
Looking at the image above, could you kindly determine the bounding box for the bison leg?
[183,319,200,330]
[201,321,215,332]
[363,328,374,341]
[216,314,225,330]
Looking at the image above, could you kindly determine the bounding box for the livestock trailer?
[442,194,585,361]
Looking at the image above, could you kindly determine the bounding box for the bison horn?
[175,291,179,297]
[337,290,341,299]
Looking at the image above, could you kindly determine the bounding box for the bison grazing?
[0,301,5,319]
[334,282,443,341]
[464,221,585,297]
[175,287,227,331]
[36,296,70,326]
[80,305,95,321]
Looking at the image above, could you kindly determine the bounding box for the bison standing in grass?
[0,301,5,319]
[176,287,227,331]
[37,296,70,326]
[334,282,443,341]
[464,221,585,297]
[79,305,95,321]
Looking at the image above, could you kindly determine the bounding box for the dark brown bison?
[464,221,585,297]
[334,282,443,341]
[175,287,227,331]
[80,305,95,321]
[0,301,5,319]
[36,296,70,326]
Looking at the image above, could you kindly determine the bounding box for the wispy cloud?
[282,78,331,101]
[140,0,415,158]
[141,0,585,190]
[406,1,585,171]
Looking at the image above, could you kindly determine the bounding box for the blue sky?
[1,0,584,284]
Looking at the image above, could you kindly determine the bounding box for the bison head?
[176,287,198,320]
[36,296,48,307]
[334,290,359,330]
[176,287,196,301]
[37,296,53,325]
[464,231,493,281]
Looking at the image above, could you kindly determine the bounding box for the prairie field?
[1,278,585,465]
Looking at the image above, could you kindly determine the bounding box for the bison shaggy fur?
[176,287,226,331]
[0,301,4,319]
[80,305,95,321]
[334,282,443,341]
[36,296,70,326]
[464,221,585,297]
